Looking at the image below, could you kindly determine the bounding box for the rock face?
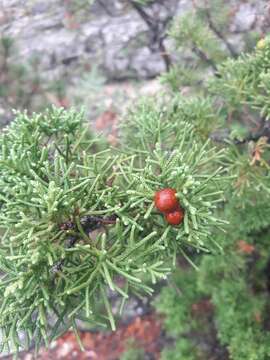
[0,0,186,80]
[1,0,269,81]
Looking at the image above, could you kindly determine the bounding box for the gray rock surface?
[0,0,185,80]
[0,0,269,81]
[233,3,257,32]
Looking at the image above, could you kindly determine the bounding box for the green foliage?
[0,101,226,354]
[1,3,270,359]
[195,0,232,32]
[121,94,220,145]
[210,37,270,120]
[155,269,202,336]
[226,145,269,200]
[161,338,197,360]
[162,0,232,91]
[121,97,228,253]
[162,0,259,92]
[132,0,153,5]
[169,12,225,62]
[154,22,270,360]
[160,64,199,92]
[120,341,146,360]
[209,281,270,360]
[155,267,219,360]
[197,225,270,360]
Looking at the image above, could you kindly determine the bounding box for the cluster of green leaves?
[169,11,224,61]
[197,222,270,360]
[155,25,270,360]
[122,94,222,142]
[161,0,260,92]
[155,268,203,337]
[210,37,270,120]
[0,98,226,354]
[211,39,270,206]
[156,229,270,360]
[120,340,146,360]
[155,267,218,360]
[120,96,228,256]
[161,339,198,360]
[156,180,270,360]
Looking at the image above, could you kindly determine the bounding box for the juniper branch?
[192,44,218,72]
[51,215,117,274]
[129,0,172,70]
[210,120,270,145]
[203,2,238,58]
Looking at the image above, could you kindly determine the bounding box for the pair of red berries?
[154,188,184,226]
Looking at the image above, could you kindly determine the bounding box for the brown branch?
[129,0,172,71]
[51,215,117,274]
[158,38,172,71]
[196,0,237,58]
[210,120,270,145]
[204,8,238,58]
[191,45,218,72]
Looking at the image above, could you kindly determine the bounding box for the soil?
[4,313,163,360]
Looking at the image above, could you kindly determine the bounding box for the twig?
[167,278,183,297]
[210,120,270,145]
[129,0,172,71]
[192,45,218,72]
[51,214,117,274]
[158,38,171,71]
[234,124,270,145]
[204,7,238,58]
[129,0,154,28]
[50,235,78,274]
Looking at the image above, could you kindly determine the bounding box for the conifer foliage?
[154,2,270,359]
[1,1,270,358]
[0,99,226,353]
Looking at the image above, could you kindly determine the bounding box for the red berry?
[154,188,178,213]
[165,207,184,226]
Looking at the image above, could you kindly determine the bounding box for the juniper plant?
[155,17,270,360]
[0,98,227,354]
[1,5,270,359]
[162,0,260,92]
